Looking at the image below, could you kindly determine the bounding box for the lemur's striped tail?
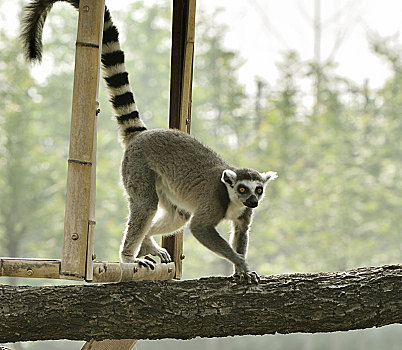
[101,9,147,146]
[21,0,147,147]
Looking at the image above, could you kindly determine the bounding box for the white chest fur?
[224,200,246,221]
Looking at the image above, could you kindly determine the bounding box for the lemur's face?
[234,180,265,208]
[221,169,278,208]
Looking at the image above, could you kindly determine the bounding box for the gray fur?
[119,128,278,282]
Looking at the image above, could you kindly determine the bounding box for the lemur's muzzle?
[244,195,258,208]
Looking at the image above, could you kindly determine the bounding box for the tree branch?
[1,265,401,343]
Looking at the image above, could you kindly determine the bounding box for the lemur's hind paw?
[233,271,260,284]
[154,247,172,263]
[120,254,155,270]
[138,240,172,263]
[135,258,155,270]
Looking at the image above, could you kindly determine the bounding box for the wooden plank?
[0,258,60,279]
[81,339,137,350]
[0,258,175,283]
[62,162,93,280]
[161,230,184,278]
[91,261,175,283]
[168,0,186,130]
[179,0,196,131]
[61,0,105,280]
[86,111,98,281]
[162,0,197,279]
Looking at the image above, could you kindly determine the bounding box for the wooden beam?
[0,258,60,279]
[61,0,105,280]
[82,339,137,350]
[168,0,196,132]
[85,109,98,282]
[163,0,197,279]
[179,0,196,130]
[91,261,175,283]
[0,258,175,283]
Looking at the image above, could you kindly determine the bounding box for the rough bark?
[0,265,401,343]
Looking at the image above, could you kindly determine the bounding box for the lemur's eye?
[256,187,263,194]
[239,187,247,193]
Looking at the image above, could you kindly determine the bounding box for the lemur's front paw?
[233,271,260,284]
[120,254,155,270]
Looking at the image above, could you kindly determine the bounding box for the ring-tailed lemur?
[21,0,278,283]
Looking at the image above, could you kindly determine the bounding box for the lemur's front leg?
[231,208,259,283]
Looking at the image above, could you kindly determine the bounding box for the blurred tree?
[116,1,172,129]
[188,8,250,277]
[249,45,401,275]
[192,8,249,152]
[0,29,64,260]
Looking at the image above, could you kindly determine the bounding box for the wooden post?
[86,108,98,281]
[60,0,105,280]
[162,0,197,280]
[82,339,137,350]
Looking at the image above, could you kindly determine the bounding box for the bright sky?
[200,0,402,93]
[2,0,402,93]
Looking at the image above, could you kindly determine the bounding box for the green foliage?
[192,8,249,152]
[247,51,401,274]
[113,0,172,128]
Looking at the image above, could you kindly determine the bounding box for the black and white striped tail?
[21,0,147,147]
[101,9,147,146]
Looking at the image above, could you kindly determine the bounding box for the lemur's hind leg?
[138,200,190,263]
[120,183,159,268]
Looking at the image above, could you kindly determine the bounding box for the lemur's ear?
[261,171,278,183]
[221,169,237,187]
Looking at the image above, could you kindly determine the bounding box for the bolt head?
[71,233,79,240]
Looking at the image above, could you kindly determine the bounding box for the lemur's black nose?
[244,195,258,208]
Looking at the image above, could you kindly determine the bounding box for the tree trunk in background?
[0,265,401,343]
